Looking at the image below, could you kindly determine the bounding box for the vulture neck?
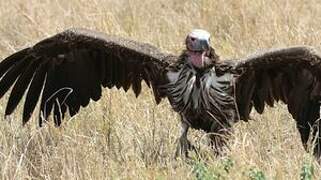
[187,51,206,69]
[185,48,219,70]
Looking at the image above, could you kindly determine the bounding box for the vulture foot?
[174,121,198,159]
[175,135,196,158]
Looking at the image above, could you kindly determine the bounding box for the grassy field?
[0,0,321,179]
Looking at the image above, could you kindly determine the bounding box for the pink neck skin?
[187,51,206,68]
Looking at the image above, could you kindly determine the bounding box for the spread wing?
[0,28,175,126]
[234,46,321,145]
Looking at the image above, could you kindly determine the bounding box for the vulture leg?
[209,132,229,156]
[175,116,195,158]
[209,119,232,156]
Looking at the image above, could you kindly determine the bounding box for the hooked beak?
[191,39,210,52]
[199,39,210,51]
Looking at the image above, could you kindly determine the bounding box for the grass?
[0,0,321,179]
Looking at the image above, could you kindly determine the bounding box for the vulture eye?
[191,37,196,41]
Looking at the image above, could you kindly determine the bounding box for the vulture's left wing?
[233,46,321,151]
[0,28,176,126]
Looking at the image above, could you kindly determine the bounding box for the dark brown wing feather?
[0,28,175,126]
[234,46,321,151]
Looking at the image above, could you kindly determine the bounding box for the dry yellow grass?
[0,0,321,179]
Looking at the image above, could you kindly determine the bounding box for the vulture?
[0,28,321,159]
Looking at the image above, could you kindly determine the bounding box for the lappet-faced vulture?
[0,28,321,159]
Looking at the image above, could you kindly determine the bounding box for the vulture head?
[185,29,212,68]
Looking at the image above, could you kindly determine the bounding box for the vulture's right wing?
[0,28,176,126]
[234,46,321,121]
[233,46,321,156]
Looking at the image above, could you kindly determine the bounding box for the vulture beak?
[199,39,210,51]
